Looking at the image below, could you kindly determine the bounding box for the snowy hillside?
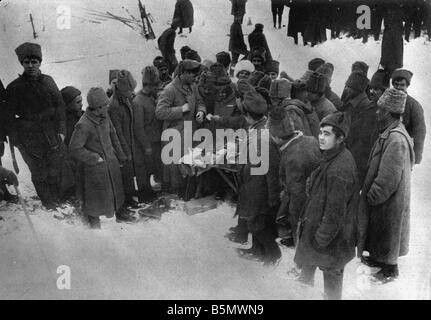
[0,0,430,299]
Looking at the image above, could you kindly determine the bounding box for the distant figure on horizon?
[173,0,194,34]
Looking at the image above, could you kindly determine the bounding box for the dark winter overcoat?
[133,90,163,186]
[61,109,84,195]
[303,4,327,45]
[294,144,359,269]
[229,21,248,55]
[343,93,379,186]
[281,99,315,137]
[287,2,308,38]
[173,0,194,28]
[108,92,135,159]
[69,110,126,217]
[237,118,280,229]
[327,88,342,111]
[311,96,336,121]
[403,94,426,164]
[357,121,414,265]
[277,133,321,236]
[380,5,404,72]
[5,72,66,157]
[155,76,206,190]
[158,28,176,56]
[248,29,273,62]
[230,0,247,17]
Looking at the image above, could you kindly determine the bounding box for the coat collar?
[84,109,105,125]
[280,131,303,152]
[348,92,369,110]
[172,76,193,95]
[249,116,267,131]
[321,143,345,163]
[379,119,401,139]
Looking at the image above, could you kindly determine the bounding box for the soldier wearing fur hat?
[351,61,369,77]
[270,107,321,248]
[132,66,163,203]
[369,69,389,103]
[316,62,342,110]
[216,51,232,75]
[5,42,67,210]
[391,68,426,164]
[108,70,139,208]
[155,59,206,198]
[153,56,173,94]
[306,72,336,121]
[248,24,273,64]
[235,89,281,266]
[69,87,134,228]
[341,71,378,186]
[265,60,280,80]
[233,60,255,81]
[248,47,267,73]
[295,112,359,300]
[358,88,414,284]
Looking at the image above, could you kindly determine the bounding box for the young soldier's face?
[319,125,340,151]
[22,58,41,77]
[392,79,408,93]
[251,58,263,68]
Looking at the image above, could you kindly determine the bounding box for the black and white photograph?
[0,0,430,303]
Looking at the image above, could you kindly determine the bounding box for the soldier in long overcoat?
[155,60,206,198]
[294,112,359,300]
[5,43,67,210]
[358,88,414,283]
[69,88,134,228]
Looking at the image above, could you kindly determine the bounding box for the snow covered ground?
[0,0,430,300]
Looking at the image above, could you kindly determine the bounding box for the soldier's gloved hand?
[1,168,19,186]
[59,134,65,142]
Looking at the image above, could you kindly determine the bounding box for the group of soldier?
[0,1,427,300]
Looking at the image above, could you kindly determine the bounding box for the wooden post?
[29,13,37,39]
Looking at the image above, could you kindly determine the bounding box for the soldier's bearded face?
[22,58,41,77]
